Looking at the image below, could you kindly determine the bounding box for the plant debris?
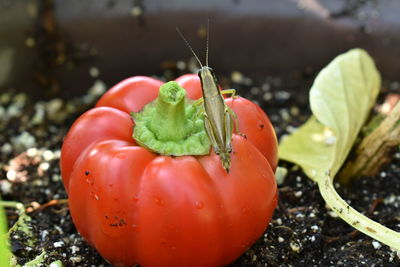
[340,100,400,179]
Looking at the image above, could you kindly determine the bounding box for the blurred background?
[0,0,399,99]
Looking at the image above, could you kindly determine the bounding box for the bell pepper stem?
[148,81,190,141]
[132,81,210,156]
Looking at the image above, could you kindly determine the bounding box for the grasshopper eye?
[215,151,220,155]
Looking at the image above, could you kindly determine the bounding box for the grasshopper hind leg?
[224,109,233,153]
[204,115,220,154]
[204,115,232,173]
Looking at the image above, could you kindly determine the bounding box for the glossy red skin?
[61,75,278,267]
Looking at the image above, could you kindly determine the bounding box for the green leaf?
[280,48,380,178]
[0,197,11,265]
[279,116,334,181]
[279,49,400,250]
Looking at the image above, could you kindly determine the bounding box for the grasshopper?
[177,26,237,173]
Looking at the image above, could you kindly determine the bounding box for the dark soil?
[1,64,399,266]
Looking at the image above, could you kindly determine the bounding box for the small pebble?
[27,147,40,157]
[275,91,290,101]
[6,169,17,181]
[70,256,82,263]
[49,261,63,267]
[71,245,80,254]
[89,67,100,78]
[54,225,64,235]
[0,180,12,194]
[54,150,61,158]
[52,174,61,182]
[252,255,257,262]
[31,102,46,125]
[7,104,23,118]
[53,241,64,248]
[263,92,272,101]
[11,131,36,150]
[0,92,11,104]
[176,61,186,70]
[231,71,243,83]
[328,211,339,218]
[46,98,63,114]
[290,241,301,252]
[89,80,107,96]
[372,241,382,250]
[275,166,288,185]
[1,143,12,154]
[384,194,396,204]
[41,230,49,241]
[13,93,27,105]
[294,191,303,198]
[43,150,55,161]
[280,109,290,121]
[39,162,50,171]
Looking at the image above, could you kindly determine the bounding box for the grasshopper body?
[198,67,233,172]
[177,26,236,173]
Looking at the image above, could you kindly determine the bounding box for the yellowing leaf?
[280,117,334,181]
[280,48,380,178]
[279,49,400,250]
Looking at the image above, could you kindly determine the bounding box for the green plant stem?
[319,174,400,250]
[133,81,210,156]
[147,81,191,141]
[0,201,25,214]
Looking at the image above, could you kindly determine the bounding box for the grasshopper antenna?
[206,19,210,67]
[176,27,203,68]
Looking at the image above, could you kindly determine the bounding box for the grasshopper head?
[198,66,218,84]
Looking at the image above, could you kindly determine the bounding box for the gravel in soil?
[1,68,399,266]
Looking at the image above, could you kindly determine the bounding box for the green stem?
[132,81,210,156]
[319,174,400,250]
[148,81,190,141]
[0,201,25,214]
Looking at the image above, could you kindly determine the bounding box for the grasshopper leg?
[226,106,240,134]
[221,89,240,133]
[204,115,220,154]
[193,97,204,107]
[194,88,235,106]
[223,108,233,153]
[220,89,236,98]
